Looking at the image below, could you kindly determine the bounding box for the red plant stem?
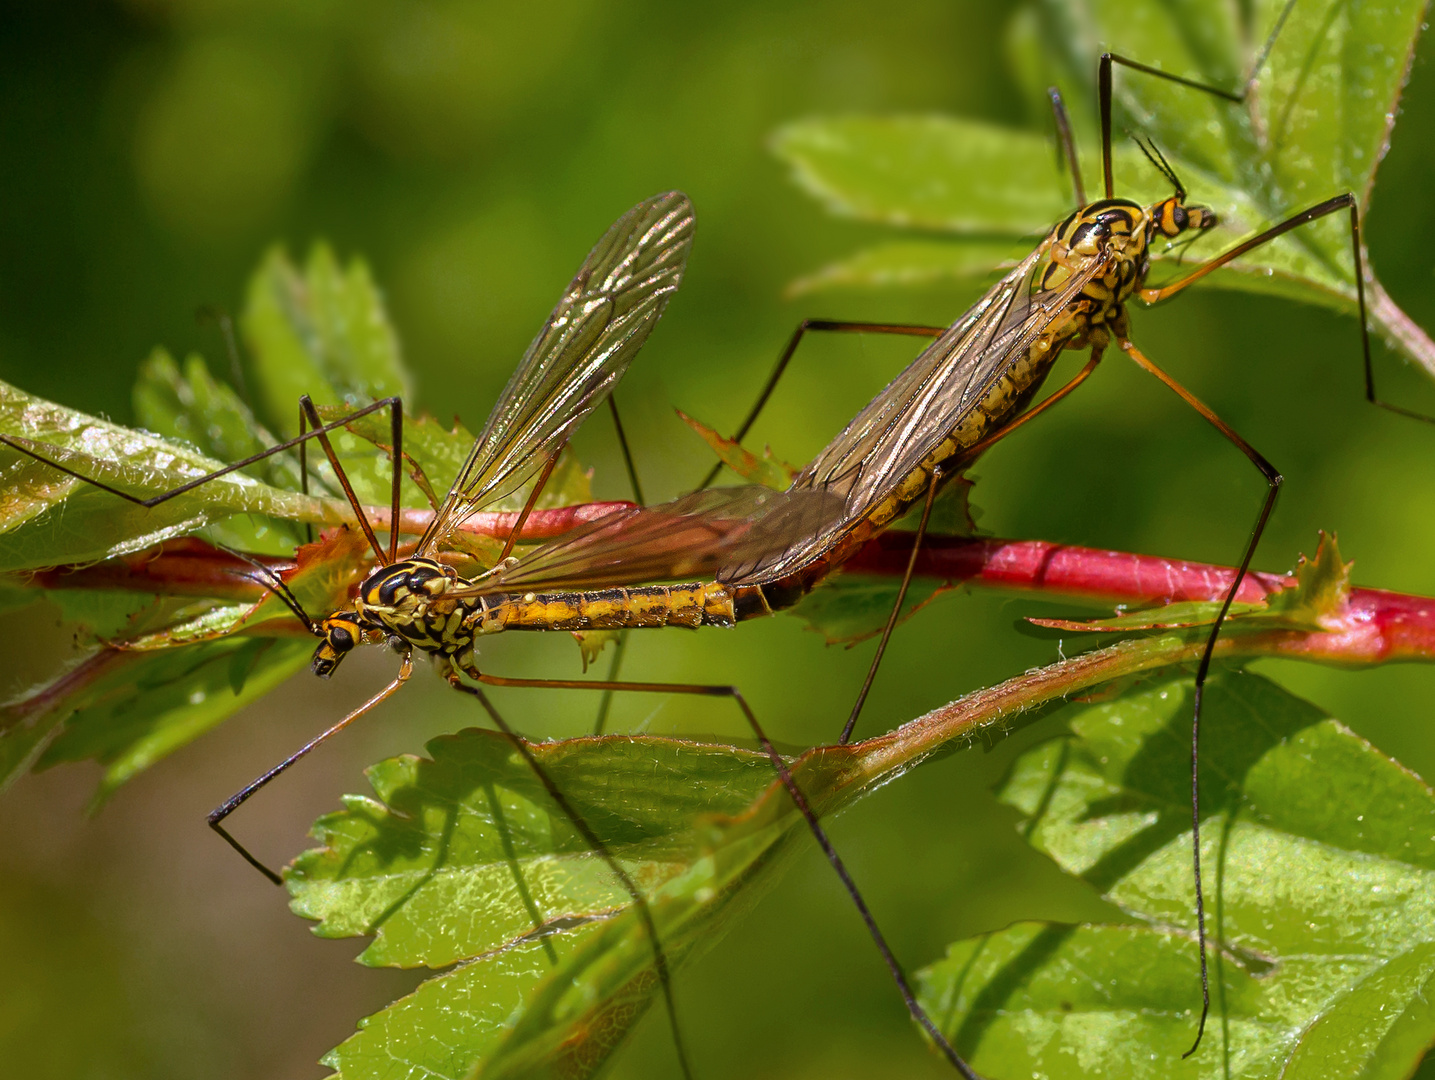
[370,500,633,540]
[845,532,1435,665]
[17,514,1435,666]
[20,503,634,596]
[845,532,1294,604]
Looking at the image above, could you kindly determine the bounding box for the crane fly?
[1,190,716,1079]
[366,9,1423,1076]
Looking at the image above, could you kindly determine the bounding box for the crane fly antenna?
[1129,132,1185,197]
[215,543,317,633]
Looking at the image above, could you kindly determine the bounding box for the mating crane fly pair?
[3,14,1415,1079]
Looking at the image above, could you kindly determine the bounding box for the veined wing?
[452,485,846,595]
[736,242,1111,582]
[415,191,695,555]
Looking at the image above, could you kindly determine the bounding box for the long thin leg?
[499,448,562,564]
[298,396,392,563]
[471,668,982,1079]
[208,652,415,885]
[607,395,646,506]
[446,673,694,1080]
[841,464,944,744]
[1097,0,1300,197]
[1119,339,1282,1056]
[1047,86,1085,207]
[0,395,406,557]
[698,320,945,490]
[1140,194,1435,426]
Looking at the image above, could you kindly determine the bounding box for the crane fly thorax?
[1041,194,1215,343]
[309,557,466,675]
[353,556,481,649]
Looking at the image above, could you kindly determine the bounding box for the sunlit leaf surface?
[0,379,336,571]
[290,728,803,1080]
[241,243,409,438]
[774,0,1430,365]
[916,672,1435,1079]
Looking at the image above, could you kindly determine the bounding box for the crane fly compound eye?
[311,613,363,677]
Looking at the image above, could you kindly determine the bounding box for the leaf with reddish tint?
[676,409,795,490]
[1,637,311,802]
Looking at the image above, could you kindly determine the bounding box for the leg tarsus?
[204,654,412,886]
[469,666,981,1078]
[1121,338,1281,1057]
[697,319,944,490]
[449,671,694,1080]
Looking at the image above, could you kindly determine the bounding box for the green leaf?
[0,379,338,571]
[241,243,410,438]
[1263,530,1352,629]
[772,116,1077,234]
[916,671,1435,1078]
[45,589,159,642]
[786,239,1031,296]
[133,347,307,550]
[290,728,802,1079]
[675,409,795,489]
[774,4,1435,374]
[789,574,954,645]
[1029,598,1267,633]
[32,637,312,806]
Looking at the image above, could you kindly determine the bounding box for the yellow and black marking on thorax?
[355,557,475,653]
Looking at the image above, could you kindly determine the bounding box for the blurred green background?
[5,2,1435,1077]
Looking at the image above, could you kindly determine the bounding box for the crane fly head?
[1132,134,1217,239]
[311,612,368,678]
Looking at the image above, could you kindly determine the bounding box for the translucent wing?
[455,485,846,594]
[415,191,695,555]
[734,243,1111,583]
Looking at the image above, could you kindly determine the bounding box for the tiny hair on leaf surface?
[916,671,1435,1079]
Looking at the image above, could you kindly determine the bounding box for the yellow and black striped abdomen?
[476,582,738,633]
